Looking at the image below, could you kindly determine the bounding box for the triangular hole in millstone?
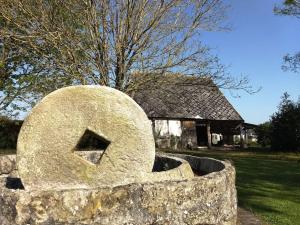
[74,129,110,164]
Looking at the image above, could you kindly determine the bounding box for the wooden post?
[240,126,247,149]
[244,129,248,149]
[151,119,155,135]
[207,122,212,149]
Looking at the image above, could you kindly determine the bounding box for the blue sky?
[202,0,300,124]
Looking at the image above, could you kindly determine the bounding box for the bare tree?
[0,0,251,114]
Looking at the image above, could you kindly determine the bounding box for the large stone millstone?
[17,86,156,190]
[0,85,238,224]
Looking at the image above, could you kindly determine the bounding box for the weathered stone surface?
[74,150,104,164]
[17,86,157,190]
[0,155,237,225]
[0,155,16,175]
[0,187,18,225]
[148,154,194,182]
[1,153,194,186]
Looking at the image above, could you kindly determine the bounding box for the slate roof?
[131,74,243,121]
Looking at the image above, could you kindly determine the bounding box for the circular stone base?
[0,154,237,225]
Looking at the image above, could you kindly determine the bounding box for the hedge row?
[0,117,22,149]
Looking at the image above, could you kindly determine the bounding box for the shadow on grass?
[235,158,300,202]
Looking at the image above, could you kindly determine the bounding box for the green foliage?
[275,0,300,18]
[255,122,271,147]
[0,116,22,149]
[270,93,300,151]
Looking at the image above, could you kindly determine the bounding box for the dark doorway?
[196,124,207,146]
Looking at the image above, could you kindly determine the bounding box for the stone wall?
[0,155,16,175]
[0,154,237,225]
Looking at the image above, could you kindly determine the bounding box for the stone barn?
[131,74,244,149]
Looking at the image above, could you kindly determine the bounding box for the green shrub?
[0,116,22,149]
[270,93,300,151]
[255,122,271,147]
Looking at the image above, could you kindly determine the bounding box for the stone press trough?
[0,86,237,225]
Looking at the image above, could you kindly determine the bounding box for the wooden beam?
[207,122,212,149]
[244,129,248,149]
[240,127,247,149]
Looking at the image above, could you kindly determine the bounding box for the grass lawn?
[161,148,300,225]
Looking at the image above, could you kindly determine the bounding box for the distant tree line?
[256,93,300,151]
